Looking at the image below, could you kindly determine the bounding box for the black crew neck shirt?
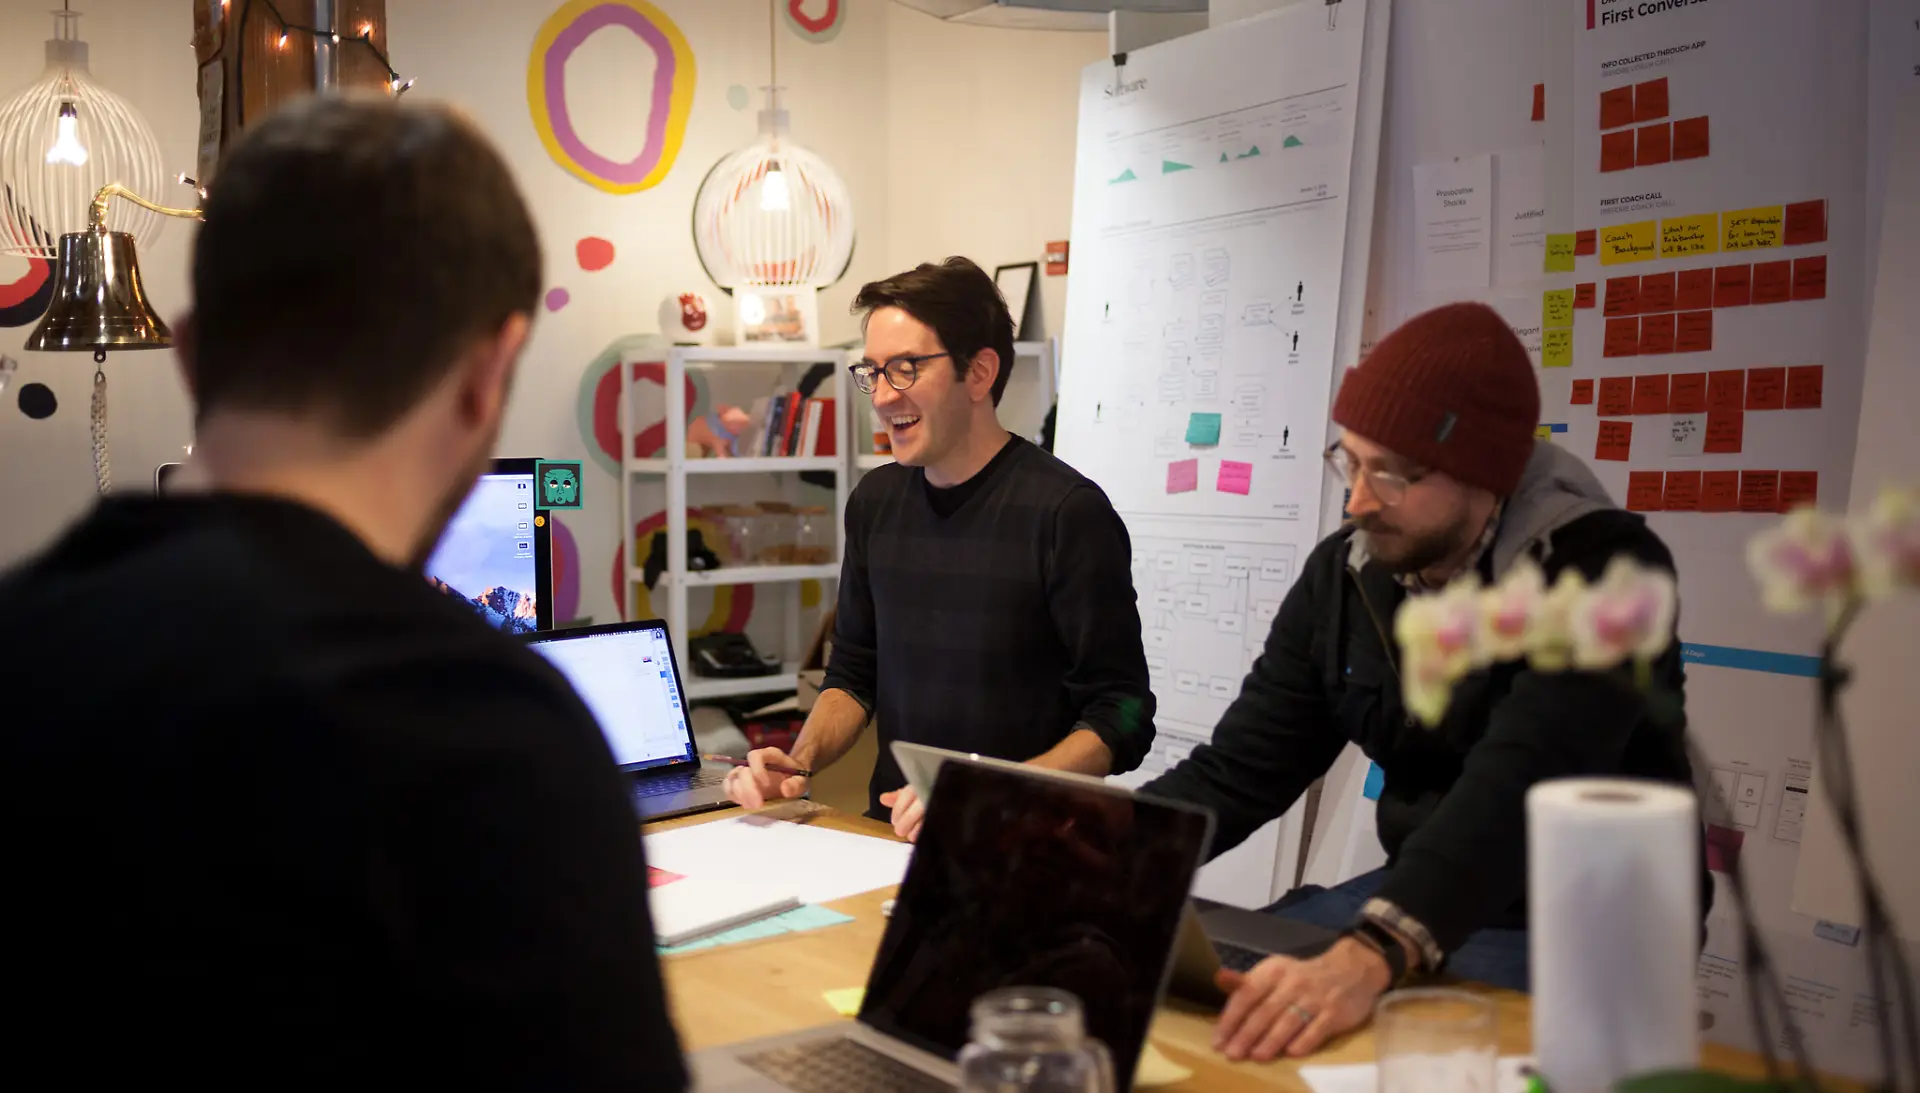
[921,431,1020,517]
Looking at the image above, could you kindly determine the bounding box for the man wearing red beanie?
[1143,302,1700,1061]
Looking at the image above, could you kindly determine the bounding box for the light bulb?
[45,101,87,166]
[760,162,790,212]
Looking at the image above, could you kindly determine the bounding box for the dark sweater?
[823,436,1157,816]
[0,496,685,1090]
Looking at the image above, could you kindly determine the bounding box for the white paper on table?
[1493,147,1547,288]
[642,815,914,905]
[1299,1055,1534,1093]
[1411,154,1494,291]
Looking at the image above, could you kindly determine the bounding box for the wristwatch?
[1344,919,1414,987]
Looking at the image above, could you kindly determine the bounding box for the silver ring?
[1287,1003,1314,1024]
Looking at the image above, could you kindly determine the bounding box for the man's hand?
[1212,937,1391,1062]
[723,747,810,810]
[877,786,926,843]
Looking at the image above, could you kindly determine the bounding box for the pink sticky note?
[1167,459,1199,494]
[1217,460,1253,496]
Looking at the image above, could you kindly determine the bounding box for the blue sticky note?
[1185,412,1222,446]
[1362,762,1385,800]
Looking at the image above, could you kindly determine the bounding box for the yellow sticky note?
[1598,220,1658,266]
[1723,205,1784,251]
[1535,424,1555,441]
[1544,233,1577,273]
[1542,289,1575,330]
[1136,1043,1194,1087]
[1659,213,1719,258]
[1542,327,1574,367]
[823,987,865,1017]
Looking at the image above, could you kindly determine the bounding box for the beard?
[1355,509,1475,575]
[406,435,497,572]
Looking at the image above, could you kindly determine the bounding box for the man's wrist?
[1332,935,1394,994]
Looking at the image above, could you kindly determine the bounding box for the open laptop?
[526,621,733,821]
[892,741,1336,1009]
[690,759,1214,1092]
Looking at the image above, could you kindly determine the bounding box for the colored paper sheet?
[1704,410,1744,454]
[1604,317,1641,357]
[1542,328,1574,367]
[1786,365,1824,409]
[1675,310,1714,353]
[1595,420,1633,461]
[1752,260,1793,304]
[1706,824,1746,873]
[1633,373,1671,414]
[1723,205,1785,251]
[1574,282,1597,308]
[1637,122,1672,167]
[1605,276,1641,317]
[1664,470,1702,511]
[1597,376,1634,416]
[1639,272,1676,313]
[1639,312,1676,354]
[1532,83,1546,122]
[1671,372,1708,413]
[824,988,866,1017]
[1780,471,1819,510]
[1708,369,1746,411]
[1535,424,1553,441]
[1673,116,1710,161]
[1571,378,1595,405]
[1627,471,1666,512]
[660,904,857,956]
[1783,199,1828,246]
[1600,220,1658,265]
[1544,233,1577,272]
[1600,86,1635,130]
[1739,471,1781,514]
[1543,289,1576,329]
[1601,129,1636,172]
[1167,459,1199,494]
[1659,215,1717,261]
[1676,268,1714,310]
[1700,471,1740,512]
[1634,77,1670,122]
[1185,412,1222,445]
[1714,263,1752,306]
[1217,460,1253,496]
[1668,414,1707,457]
[1792,255,1827,300]
[1575,229,1597,256]
[1745,367,1786,410]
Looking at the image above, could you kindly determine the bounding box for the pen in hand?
[704,754,814,778]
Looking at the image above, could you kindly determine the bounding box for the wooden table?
[648,803,1831,1092]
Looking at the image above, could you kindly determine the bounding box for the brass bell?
[25,223,171,354]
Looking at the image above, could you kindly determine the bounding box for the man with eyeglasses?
[724,257,1155,840]
[1142,302,1698,1062]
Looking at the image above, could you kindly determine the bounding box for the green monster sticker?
[536,460,583,509]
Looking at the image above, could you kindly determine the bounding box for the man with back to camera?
[1142,303,1703,1062]
[0,96,685,1088]
[724,257,1156,841]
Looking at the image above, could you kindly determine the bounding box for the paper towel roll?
[1528,778,1699,1093]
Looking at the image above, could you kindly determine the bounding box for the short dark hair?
[189,94,541,437]
[852,257,1016,406]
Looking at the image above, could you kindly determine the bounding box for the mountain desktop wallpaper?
[424,474,541,634]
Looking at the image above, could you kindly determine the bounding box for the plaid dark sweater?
[822,436,1157,817]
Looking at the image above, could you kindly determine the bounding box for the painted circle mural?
[551,514,581,622]
[616,505,754,632]
[783,0,846,43]
[574,335,709,478]
[528,0,697,194]
[0,255,55,328]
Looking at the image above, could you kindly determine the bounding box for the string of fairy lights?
[227,0,414,129]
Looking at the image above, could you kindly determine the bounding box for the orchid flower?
[1396,577,1482,726]
[1852,484,1920,602]
[1526,569,1591,673]
[1567,556,1679,671]
[1477,559,1547,665]
[1746,506,1858,619]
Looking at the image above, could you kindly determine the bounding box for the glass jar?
[793,506,832,565]
[957,988,1113,1093]
[719,505,762,567]
[754,502,798,564]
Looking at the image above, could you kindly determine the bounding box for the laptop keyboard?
[741,1037,951,1093]
[632,766,727,801]
[1215,939,1271,972]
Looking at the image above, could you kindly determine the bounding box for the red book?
[813,398,838,456]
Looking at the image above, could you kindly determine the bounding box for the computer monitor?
[423,457,553,633]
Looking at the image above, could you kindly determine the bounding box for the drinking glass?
[1375,988,1498,1093]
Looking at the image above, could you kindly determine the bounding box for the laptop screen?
[527,624,696,771]
[425,461,552,633]
[858,761,1212,1091]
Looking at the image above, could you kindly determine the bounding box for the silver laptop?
[526,621,733,821]
[690,758,1215,1092]
[892,741,1336,1009]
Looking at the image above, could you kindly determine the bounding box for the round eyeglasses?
[849,352,952,394]
[1323,444,1430,507]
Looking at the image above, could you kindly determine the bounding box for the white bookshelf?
[621,345,854,700]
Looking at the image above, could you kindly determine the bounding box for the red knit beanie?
[1331,302,1540,496]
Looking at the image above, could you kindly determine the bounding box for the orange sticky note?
[1779,471,1819,510]
[1600,86,1636,130]
[1637,123,1672,167]
[1745,367,1786,410]
[1605,318,1641,357]
[1571,378,1596,405]
[1595,420,1634,462]
[1714,264,1752,307]
[1752,260,1793,305]
[1675,310,1714,353]
[1640,272,1676,313]
[1671,373,1708,413]
[1783,200,1827,246]
[1704,409,1745,454]
[1786,365,1824,410]
[1627,471,1666,512]
[1639,312,1676,354]
[1664,471,1702,511]
[1700,471,1741,512]
[1673,116,1710,161]
[1602,130,1637,173]
[1605,276,1642,317]
[1575,229,1598,256]
[1793,255,1827,301]
[1575,282,1597,309]
[1532,83,1546,122]
[1598,376,1635,416]
[1740,471,1781,514]
[1708,370,1746,412]
[1633,373,1671,414]
[1635,77,1670,122]
[1676,268,1714,310]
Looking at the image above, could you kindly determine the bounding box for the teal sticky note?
[1185,412,1222,446]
